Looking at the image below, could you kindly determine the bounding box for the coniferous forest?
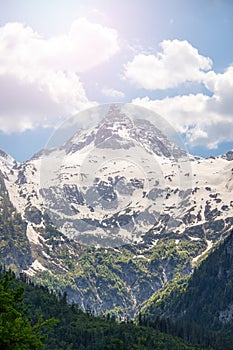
[139,231,233,350]
[2,232,233,349]
[0,267,207,350]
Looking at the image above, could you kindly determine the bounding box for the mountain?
[0,103,233,316]
[138,230,233,349]
[34,104,191,247]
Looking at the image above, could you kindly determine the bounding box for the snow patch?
[26,223,41,245]
[24,259,47,276]
[192,240,213,264]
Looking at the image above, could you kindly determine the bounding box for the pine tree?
[0,272,56,349]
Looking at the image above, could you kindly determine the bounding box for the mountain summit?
[61,104,186,157]
[38,104,192,247]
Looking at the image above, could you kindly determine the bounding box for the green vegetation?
[0,268,207,350]
[34,237,206,317]
[0,270,56,349]
[139,231,233,349]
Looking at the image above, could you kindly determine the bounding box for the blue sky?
[0,0,233,161]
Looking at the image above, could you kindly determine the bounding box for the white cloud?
[124,39,212,90]
[0,19,119,74]
[128,40,233,150]
[204,66,233,115]
[101,87,125,98]
[0,19,119,132]
[0,71,92,133]
[132,70,233,150]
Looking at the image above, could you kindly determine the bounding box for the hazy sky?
[0,0,233,160]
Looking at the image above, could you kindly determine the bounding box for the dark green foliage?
[0,270,56,349]
[0,268,206,350]
[140,231,233,349]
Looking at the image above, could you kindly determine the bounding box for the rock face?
[223,150,233,161]
[0,175,33,269]
[0,104,233,316]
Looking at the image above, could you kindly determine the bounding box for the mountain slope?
[139,231,233,349]
[0,173,33,269]
[0,268,208,350]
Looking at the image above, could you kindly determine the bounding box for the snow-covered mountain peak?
[101,104,131,125]
[33,104,194,247]
[56,104,187,161]
[2,104,232,251]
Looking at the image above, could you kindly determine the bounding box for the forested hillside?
[139,231,233,349]
[0,267,207,350]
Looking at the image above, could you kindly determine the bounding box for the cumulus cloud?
[101,87,125,98]
[133,66,233,150]
[127,39,233,150]
[125,39,212,89]
[0,71,91,133]
[0,19,119,132]
[204,66,233,115]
